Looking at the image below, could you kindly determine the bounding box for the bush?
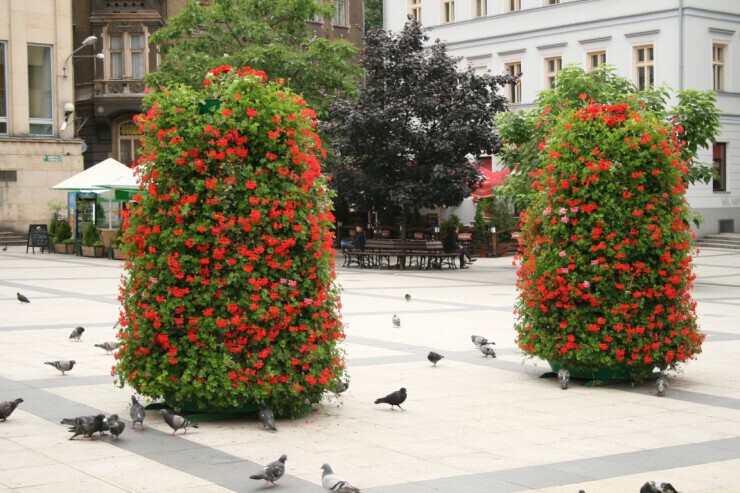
[54,220,72,243]
[440,214,463,235]
[82,223,100,247]
[115,65,346,417]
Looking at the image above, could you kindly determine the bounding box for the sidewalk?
[0,246,739,492]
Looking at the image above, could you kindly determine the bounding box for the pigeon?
[558,362,570,390]
[321,463,361,493]
[480,344,497,358]
[640,481,679,493]
[69,326,85,342]
[65,414,106,440]
[427,351,444,366]
[258,400,277,431]
[392,314,401,328]
[17,292,30,303]
[334,380,349,396]
[0,398,23,421]
[45,359,76,375]
[2,245,7,251]
[249,454,287,487]
[107,414,125,439]
[94,341,118,354]
[159,409,198,435]
[404,293,411,301]
[130,395,146,429]
[471,335,494,347]
[656,376,668,397]
[374,387,407,411]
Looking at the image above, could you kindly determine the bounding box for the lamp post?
[63,35,99,78]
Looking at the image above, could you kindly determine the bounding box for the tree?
[365,0,383,31]
[323,19,514,226]
[146,0,360,116]
[496,65,720,214]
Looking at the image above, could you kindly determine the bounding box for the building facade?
[384,0,740,236]
[0,0,84,233]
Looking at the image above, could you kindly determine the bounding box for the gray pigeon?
[427,351,444,366]
[558,362,570,390]
[258,400,277,431]
[404,293,411,301]
[640,481,679,493]
[249,454,287,486]
[471,335,494,347]
[159,409,198,435]
[480,345,497,358]
[17,292,30,303]
[69,326,85,342]
[0,398,23,421]
[130,395,146,429]
[321,463,361,493]
[374,387,407,411]
[392,314,401,328]
[656,377,668,397]
[65,414,106,440]
[45,359,76,375]
[2,245,7,251]
[94,341,118,354]
[107,414,125,439]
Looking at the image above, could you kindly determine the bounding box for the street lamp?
[63,35,98,78]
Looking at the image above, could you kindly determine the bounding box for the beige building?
[0,0,85,235]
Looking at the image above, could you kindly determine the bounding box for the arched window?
[118,120,142,165]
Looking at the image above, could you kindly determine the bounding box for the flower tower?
[514,100,704,381]
[115,66,346,417]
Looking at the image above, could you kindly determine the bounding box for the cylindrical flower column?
[115,66,346,417]
[515,101,704,381]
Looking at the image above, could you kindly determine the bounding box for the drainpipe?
[678,0,684,90]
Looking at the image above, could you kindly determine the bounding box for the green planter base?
[542,360,661,387]
[145,399,260,422]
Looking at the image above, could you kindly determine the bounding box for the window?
[506,0,521,12]
[505,62,522,103]
[545,56,562,89]
[108,32,146,80]
[0,42,7,134]
[442,0,455,23]
[333,0,348,27]
[118,121,142,166]
[588,50,606,71]
[634,45,654,90]
[713,143,727,192]
[713,43,726,92]
[409,0,421,22]
[27,44,53,136]
[473,0,487,17]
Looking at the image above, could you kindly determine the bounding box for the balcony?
[91,0,160,13]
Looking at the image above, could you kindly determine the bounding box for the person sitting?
[340,225,366,251]
[442,226,476,269]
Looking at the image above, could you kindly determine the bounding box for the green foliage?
[82,223,100,247]
[365,0,383,30]
[515,102,704,381]
[116,66,346,418]
[496,65,721,211]
[473,204,487,245]
[440,214,463,234]
[146,0,360,117]
[325,19,514,219]
[479,194,517,231]
[54,220,72,244]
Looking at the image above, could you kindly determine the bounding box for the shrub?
[54,220,72,243]
[82,223,100,247]
[115,65,346,417]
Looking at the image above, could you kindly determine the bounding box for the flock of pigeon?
[4,290,679,491]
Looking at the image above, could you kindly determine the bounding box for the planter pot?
[54,243,75,254]
[111,248,125,260]
[145,398,261,421]
[81,246,106,258]
[545,359,660,386]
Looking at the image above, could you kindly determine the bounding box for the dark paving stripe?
[0,376,314,492]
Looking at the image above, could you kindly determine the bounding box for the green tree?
[324,19,514,226]
[147,0,360,116]
[496,65,720,213]
[365,0,383,30]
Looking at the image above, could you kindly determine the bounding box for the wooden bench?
[341,240,458,270]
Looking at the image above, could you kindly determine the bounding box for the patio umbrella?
[51,158,139,228]
[471,167,510,199]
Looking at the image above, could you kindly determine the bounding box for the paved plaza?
[1,245,739,492]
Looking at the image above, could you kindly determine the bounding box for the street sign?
[43,155,62,162]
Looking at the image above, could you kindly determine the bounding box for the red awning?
[471,167,510,198]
